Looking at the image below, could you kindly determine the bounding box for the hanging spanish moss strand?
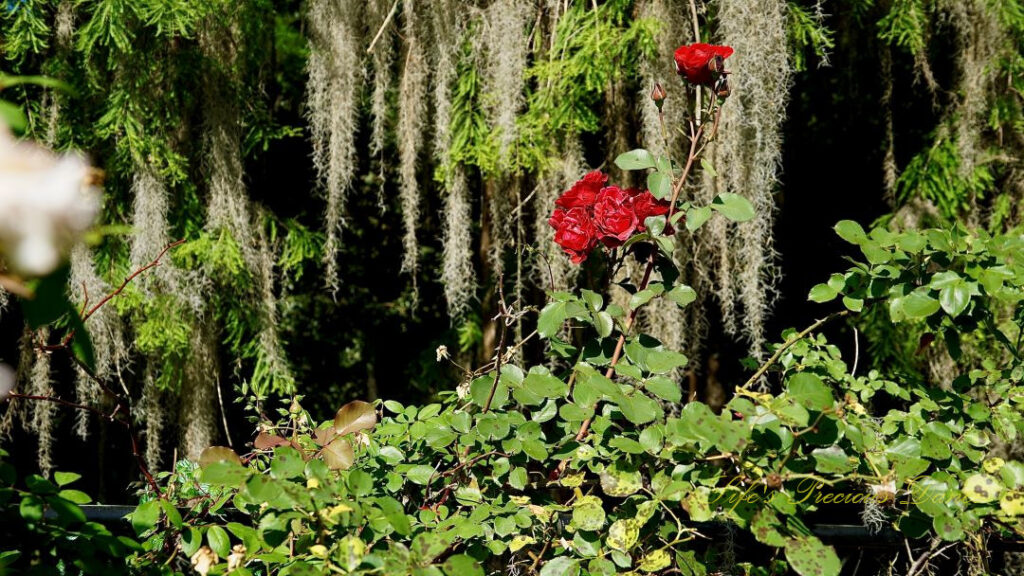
[69,244,130,439]
[712,0,790,367]
[43,1,74,146]
[138,367,165,472]
[881,45,897,203]
[698,156,737,336]
[255,214,294,391]
[201,16,257,268]
[129,167,171,288]
[179,320,219,461]
[948,0,1005,195]
[441,169,478,319]
[429,0,459,171]
[482,0,531,160]
[307,0,363,295]
[639,0,692,158]
[397,0,429,300]
[369,0,396,212]
[28,329,55,477]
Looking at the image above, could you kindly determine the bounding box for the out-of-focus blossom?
[0,125,100,277]
[0,363,13,401]
[190,546,219,576]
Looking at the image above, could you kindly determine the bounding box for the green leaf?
[808,283,838,303]
[666,284,697,308]
[647,171,672,200]
[903,290,941,319]
[407,465,436,486]
[470,374,507,409]
[629,285,664,310]
[615,394,662,425]
[377,496,412,536]
[0,99,27,132]
[939,282,971,318]
[834,220,867,244]
[58,489,92,505]
[594,311,613,338]
[572,495,606,531]
[444,555,484,576]
[686,206,713,231]
[787,373,834,411]
[700,158,717,177]
[711,193,755,222]
[644,376,682,403]
[538,301,569,338]
[541,556,581,576]
[614,149,656,171]
[19,496,43,522]
[130,500,161,534]
[524,369,569,399]
[811,446,855,474]
[54,472,81,487]
[784,537,841,576]
[207,525,231,558]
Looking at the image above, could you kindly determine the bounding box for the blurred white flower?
[0,363,13,401]
[0,125,100,277]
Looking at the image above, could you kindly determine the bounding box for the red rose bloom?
[555,170,608,209]
[549,207,597,263]
[629,189,671,232]
[592,186,638,247]
[674,43,733,85]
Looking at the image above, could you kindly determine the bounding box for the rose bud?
[651,82,667,110]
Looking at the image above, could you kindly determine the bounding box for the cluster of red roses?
[548,171,670,264]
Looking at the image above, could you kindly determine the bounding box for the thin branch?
[366,0,399,54]
[740,310,850,390]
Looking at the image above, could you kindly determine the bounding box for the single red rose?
[549,207,597,263]
[629,189,671,232]
[555,170,608,209]
[674,43,733,86]
[592,186,638,247]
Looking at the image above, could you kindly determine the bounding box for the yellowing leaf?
[334,400,378,436]
[962,473,1003,504]
[1000,491,1024,516]
[509,535,536,552]
[638,549,671,573]
[606,518,640,551]
[198,446,241,469]
[984,458,1005,474]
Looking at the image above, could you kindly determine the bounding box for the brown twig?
[740,310,850,390]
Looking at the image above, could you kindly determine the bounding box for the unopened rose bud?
[715,77,731,99]
[650,82,667,110]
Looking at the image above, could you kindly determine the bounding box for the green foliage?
[786,1,834,72]
[894,138,995,222]
[0,449,140,574]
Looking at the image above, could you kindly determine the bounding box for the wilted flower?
[227,545,246,571]
[435,345,449,362]
[0,125,99,277]
[190,546,219,576]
